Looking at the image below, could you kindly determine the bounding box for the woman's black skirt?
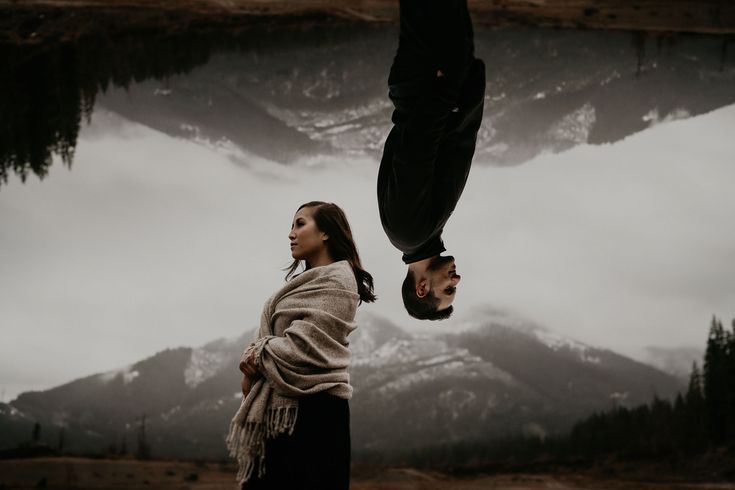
[242,392,351,490]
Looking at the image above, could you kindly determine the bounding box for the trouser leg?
[389,0,476,87]
[378,0,484,233]
[241,395,351,490]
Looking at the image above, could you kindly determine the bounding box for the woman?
[227,201,376,490]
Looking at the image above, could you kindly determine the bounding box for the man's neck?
[408,255,437,276]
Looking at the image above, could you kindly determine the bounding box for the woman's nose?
[451,274,461,286]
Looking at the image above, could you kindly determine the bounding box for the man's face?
[426,255,461,310]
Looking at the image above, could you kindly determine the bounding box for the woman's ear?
[321,233,329,242]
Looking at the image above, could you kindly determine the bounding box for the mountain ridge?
[0,309,683,460]
[96,27,735,167]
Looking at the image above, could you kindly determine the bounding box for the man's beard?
[427,254,454,272]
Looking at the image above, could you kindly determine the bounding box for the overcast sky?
[1,103,734,402]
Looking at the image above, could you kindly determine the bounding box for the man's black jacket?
[377,58,486,264]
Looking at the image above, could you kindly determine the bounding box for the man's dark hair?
[401,269,453,320]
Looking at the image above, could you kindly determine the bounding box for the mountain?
[1,310,683,460]
[643,345,704,380]
[350,309,682,454]
[97,26,735,166]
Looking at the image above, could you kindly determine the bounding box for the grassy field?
[1,458,735,490]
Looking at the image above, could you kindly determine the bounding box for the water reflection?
[0,34,212,184]
[1,25,733,186]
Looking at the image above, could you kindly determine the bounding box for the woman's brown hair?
[285,201,376,304]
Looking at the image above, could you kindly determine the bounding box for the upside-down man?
[378,0,486,320]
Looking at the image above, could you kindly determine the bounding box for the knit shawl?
[226,260,359,485]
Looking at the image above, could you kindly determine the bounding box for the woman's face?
[288,206,328,261]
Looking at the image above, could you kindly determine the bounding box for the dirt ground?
[1,0,734,46]
[1,458,734,490]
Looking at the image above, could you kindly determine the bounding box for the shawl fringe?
[226,404,299,484]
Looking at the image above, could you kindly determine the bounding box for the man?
[377,0,486,320]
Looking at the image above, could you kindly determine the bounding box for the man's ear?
[416,278,429,298]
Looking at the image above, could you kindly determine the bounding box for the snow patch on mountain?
[303,67,342,101]
[465,362,518,384]
[642,107,691,127]
[160,405,181,421]
[522,422,548,440]
[534,329,586,351]
[549,102,596,144]
[417,351,480,367]
[263,96,391,155]
[97,371,119,383]
[534,329,601,364]
[350,314,410,364]
[581,353,602,364]
[184,348,226,388]
[353,336,454,367]
[179,123,201,138]
[600,71,622,86]
[377,361,467,394]
[0,403,26,419]
[439,388,478,420]
[97,366,139,385]
[610,392,629,404]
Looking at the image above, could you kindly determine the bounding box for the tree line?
[0,21,379,187]
[566,316,734,458]
[2,413,152,460]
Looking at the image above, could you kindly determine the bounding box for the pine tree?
[728,318,735,446]
[58,427,65,453]
[31,422,41,444]
[136,414,151,460]
[704,316,728,444]
[687,362,704,405]
[120,431,128,456]
[684,362,707,452]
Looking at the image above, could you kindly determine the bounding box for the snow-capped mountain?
[98,25,735,166]
[350,310,682,453]
[1,310,682,460]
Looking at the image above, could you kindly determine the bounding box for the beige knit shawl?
[226,260,359,485]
